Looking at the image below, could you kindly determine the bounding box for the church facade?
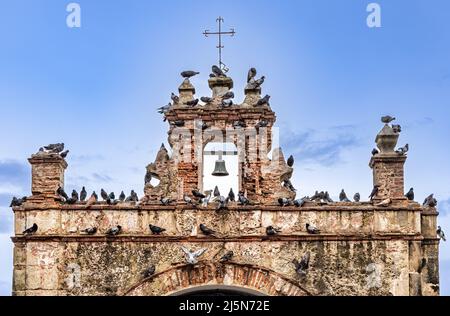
[10,67,440,296]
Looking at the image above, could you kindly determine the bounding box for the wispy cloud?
[440,198,450,216]
[280,126,360,166]
[0,160,29,196]
[92,173,113,182]
[0,210,13,234]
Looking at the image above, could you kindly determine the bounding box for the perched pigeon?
[211,65,226,77]
[283,179,296,192]
[256,120,269,129]
[145,170,152,186]
[220,251,234,263]
[247,68,257,83]
[372,148,379,156]
[293,252,311,277]
[186,99,199,107]
[181,247,207,265]
[181,71,200,79]
[149,224,166,235]
[82,227,97,235]
[23,223,38,235]
[119,191,126,202]
[106,225,122,236]
[369,185,380,201]
[381,116,396,124]
[293,198,306,208]
[216,196,229,212]
[172,120,186,127]
[222,91,235,100]
[228,189,235,202]
[396,144,409,155]
[200,224,216,236]
[109,192,115,201]
[256,95,270,106]
[266,226,281,236]
[183,194,195,205]
[171,93,179,104]
[233,120,246,128]
[213,186,221,199]
[60,150,69,159]
[157,103,171,114]
[287,155,294,167]
[423,194,437,207]
[192,189,206,200]
[324,192,334,203]
[437,226,446,242]
[405,188,414,201]
[44,143,65,153]
[253,76,265,88]
[221,99,233,107]
[392,124,402,133]
[375,198,392,207]
[306,223,320,235]
[86,192,98,208]
[100,189,109,201]
[339,189,351,202]
[238,191,250,206]
[160,197,172,206]
[200,191,212,207]
[201,96,214,104]
[70,190,79,202]
[80,187,87,202]
[10,197,27,207]
[278,198,292,207]
[142,265,156,279]
[57,186,69,201]
[353,193,361,202]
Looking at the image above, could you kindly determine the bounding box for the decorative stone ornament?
[376,124,400,154]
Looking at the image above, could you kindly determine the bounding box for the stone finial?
[375,124,400,154]
[178,79,196,104]
[28,152,68,199]
[208,76,234,98]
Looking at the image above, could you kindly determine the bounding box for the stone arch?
[122,262,313,296]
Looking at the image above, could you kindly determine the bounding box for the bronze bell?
[212,153,229,177]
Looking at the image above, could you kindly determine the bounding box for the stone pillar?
[208,77,233,98]
[369,154,406,200]
[178,79,196,105]
[28,153,67,201]
[243,85,261,107]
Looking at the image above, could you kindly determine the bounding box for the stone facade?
[10,69,441,296]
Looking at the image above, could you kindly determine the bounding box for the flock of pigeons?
[157,66,271,127]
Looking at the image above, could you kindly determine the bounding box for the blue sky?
[0,0,449,295]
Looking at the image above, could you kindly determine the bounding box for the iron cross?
[203,17,236,71]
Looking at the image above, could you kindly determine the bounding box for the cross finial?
[203,17,236,72]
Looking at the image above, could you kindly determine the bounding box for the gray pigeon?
[171,93,179,104]
[233,120,246,128]
[201,97,214,104]
[213,186,221,198]
[287,155,294,167]
[181,247,207,265]
[216,196,229,212]
[283,180,296,192]
[200,224,216,236]
[253,76,265,88]
[160,197,172,206]
[238,191,250,206]
[220,251,234,263]
[183,194,195,205]
[157,103,171,114]
[145,170,152,185]
[106,225,122,236]
[23,223,38,235]
[278,198,292,207]
[222,91,235,100]
[392,124,402,133]
[256,95,270,106]
[149,224,166,235]
[181,71,199,79]
[119,191,126,202]
[396,144,409,155]
[186,99,199,107]
[353,193,361,202]
[306,223,320,234]
[256,120,269,129]
[293,198,307,207]
[437,226,446,241]
[80,187,87,202]
[293,252,310,277]
[82,227,97,235]
[247,68,257,83]
[100,189,109,201]
[372,148,379,156]
[60,150,69,159]
[221,99,233,107]
[266,226,281,236]
[228,189,235,202]
[324,192,334,203]
[339,189,351,202]
[57,186,69,201]
[405,188,414,201]
[142,265,156,279]
[44,143,65,154]
[381,116,396,124]
[211,65,226,77]
[369,185,380,200]
[172,120,185,127]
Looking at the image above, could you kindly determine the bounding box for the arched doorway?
[172,285,265,296]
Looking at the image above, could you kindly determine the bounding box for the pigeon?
[369,185,380,201]
[287,155,294,167]
[222,91,235,100]
[213,186,221,199]
[60,150,69,159]
[324,192,334,203]
[233,120,246,128]
[145,170,152,185]
[68,190,78,202]
[278,198,292,207]
[293,252,311,277]
[86,192,98,208]
[57,186,69,201]
[256,95,271,106]
[381,116,396,124]
[266,226,281,236]
[220,251,234,263]
[221,99,233,107]
[130,190,139,202]
[172,120,186,127]
[283,180,296,192]
[44,143,64,153]
[372,148,380,156]
[100,189,109,201]
[211,65,226,77]
[82,227,97,235]
[405,188,414,201]
[247,68,257,83]
[200,191,212,207]
[216,196,229,212]
[106,225,122,236]
[396,144,409,155]
[142,265,156,279]
[201,96,214,104]
[293,198,306,208]
[339,189,351,202]
[160,197,173,206]
[80,187,87,202]
[253,76,265,88]
[228,189,235,202]
[392,124,402,133]
[23,223,38,235]
[181,247,207,265]
[306,223,320,235]
[423,194,437,207]
[192,189,206,200]
[238,191,250,206]
[353,193,361,202]
[256,120,269,129]
[375,198,392,207]
[171,93,179,104]
[437,226,446,242]
[109,192,115,201]
[181,71,200,79]
[183,194,195,205]
[200,224,216,236]
[157,103,171,114]
[119,191,126,202]
[186,99,199,107]
[149,224,166,235]
[200,122,209,130]
[10,197,27,207]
